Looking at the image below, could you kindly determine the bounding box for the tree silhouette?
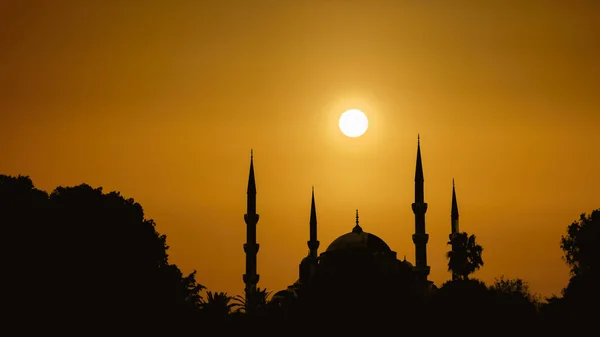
[490,275,539,304]
[446,232,484,280]
[560,209,599,277]
[554,209,600,327]
[489,275,541,324]
[202,291,236,319]
[1,174,50,327]
[183,270,206,307]
[428,279,494,328]
[0,175,206,332]
[233,287,272,315]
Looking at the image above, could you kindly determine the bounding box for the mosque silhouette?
[241,136,461,311]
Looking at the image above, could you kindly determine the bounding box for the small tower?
[450,179,460,280]
[243,150,260,295]
[307,186,320,259]
[411,135,430,283]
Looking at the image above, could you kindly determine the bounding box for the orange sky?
[1,0,599,298]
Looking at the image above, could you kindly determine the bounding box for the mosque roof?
[324,210,392,254]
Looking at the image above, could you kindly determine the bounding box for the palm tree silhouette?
[233,287,272,315]
[447,232,484,280]
[201,291,236,318]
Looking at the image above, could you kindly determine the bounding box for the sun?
[339,109,369,138]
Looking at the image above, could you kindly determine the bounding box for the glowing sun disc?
[339,109,369,138]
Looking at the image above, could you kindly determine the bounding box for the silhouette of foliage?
[1,174,50,326]
[202,291,236,318]
[490,275,540,305]
[560,209,599,277]
[489,275,541,329]
[446,232,484,280]
[553,209,600,327]
[183,270,206,306]
[428,279,494,328]
[0,175,205,332]
[233,287,272,315]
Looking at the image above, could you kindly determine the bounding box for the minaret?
[411,135,430,283]
[243,150,260,295]
[307,187,320,259]
[450,179,460,281]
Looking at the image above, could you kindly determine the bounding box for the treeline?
[1,174,597,333]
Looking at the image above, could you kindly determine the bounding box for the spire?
[352,209,363,233]
[452,179,459,220]
[246,150,257,215]
[449,179,460,280]
[414,135,424,203]
[310,186,317,229]
[308,186,319,258]
[451,179,459,235]
[247,149,256,195]
[415,135,424,183]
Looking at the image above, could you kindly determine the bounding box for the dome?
[399,259,413,268]
[397,258,414,272]
[325,224,392,254]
